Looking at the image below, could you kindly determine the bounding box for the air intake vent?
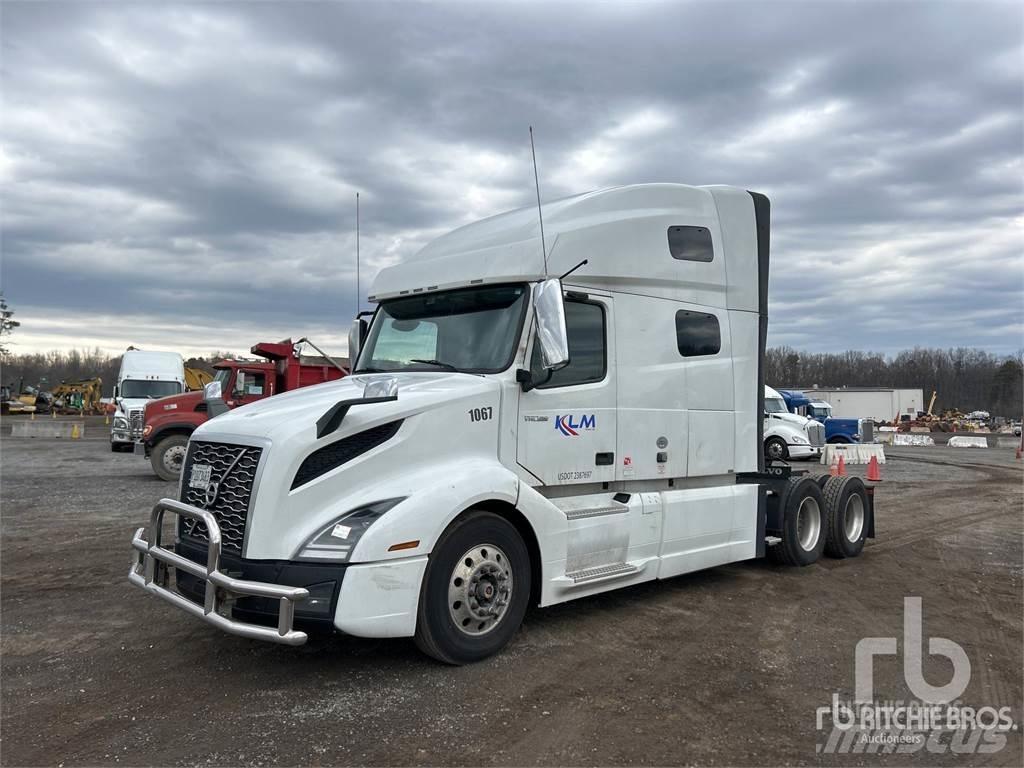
[292,420,403,490]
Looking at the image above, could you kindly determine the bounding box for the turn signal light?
[388,540,420,552]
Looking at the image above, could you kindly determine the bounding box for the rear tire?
[764,436,789,462]
[151,435,189,481]
[822,476,868,558]
[768,477,826,566]
[414,511,530,665]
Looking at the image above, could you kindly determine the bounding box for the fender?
[146,422,197,448]
[351,459,564,573]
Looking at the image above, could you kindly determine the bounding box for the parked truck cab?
[140,340,346,481]
[763,385,824,461]
[777,389,874,444]
[130,184,876,663]
[111,350,186,452]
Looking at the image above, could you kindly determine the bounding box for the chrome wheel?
[162,444,187,473]
[797,496,821,551]
[447,544,513,637]
[844,493,865,542]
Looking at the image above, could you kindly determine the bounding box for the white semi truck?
[763,385,824,461]
[111,350,186,452]
[129,184,876,663]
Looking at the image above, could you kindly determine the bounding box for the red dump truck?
[138,339,347,480]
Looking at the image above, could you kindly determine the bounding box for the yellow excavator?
[184,367,214,391]
[52,378,104,415]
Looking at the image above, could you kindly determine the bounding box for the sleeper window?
[531,301,606,388]
[676,310,721,357]
[668,226,714,262]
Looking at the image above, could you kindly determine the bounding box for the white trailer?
[796,387,923,422]
[129,184,877,663]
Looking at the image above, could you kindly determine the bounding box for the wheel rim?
[844,494,865,542]
[796,497,821,551]
[767,440,784,460]
[448,543,513,637]
[163,445,186,473]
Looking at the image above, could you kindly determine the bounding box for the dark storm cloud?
[1,1,1021,356]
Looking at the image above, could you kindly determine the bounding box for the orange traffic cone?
[866,455,881,481]
[1016,436,1022,461]
[836,455,846,477]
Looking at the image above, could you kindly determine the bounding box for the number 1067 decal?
[468,407,493,422]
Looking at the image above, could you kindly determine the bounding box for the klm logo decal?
[555,414,596,437]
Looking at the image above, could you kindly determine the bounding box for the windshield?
[357,284,528,373]
[809,403,831,418]
[213,368,232,388]
[120,379,182,399]
[765,397,788,414]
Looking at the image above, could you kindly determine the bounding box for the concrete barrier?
[948,435,988,448]
[821,443,886,465]
[997,437,1022,449]
[10,420,85,438]
[892,433,935,447]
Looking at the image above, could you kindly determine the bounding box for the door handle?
[595,452,614,466]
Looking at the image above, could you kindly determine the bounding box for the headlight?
[791,435,808,445]
[113,417,128,430]
[295,498,405,562]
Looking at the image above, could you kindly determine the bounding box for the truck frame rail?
[128,498,309,645]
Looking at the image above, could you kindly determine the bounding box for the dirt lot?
[2,416,1022,766]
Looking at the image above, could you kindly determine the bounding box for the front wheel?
[151,435,189,481]
[415,511,531,664]
[764,436,789,462]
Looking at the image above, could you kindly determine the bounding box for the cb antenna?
[529,126,549,277]
[355,192,361,314]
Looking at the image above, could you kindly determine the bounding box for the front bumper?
[788,443,822,460]
[129,499,312,645]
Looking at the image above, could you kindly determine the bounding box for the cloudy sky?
[2,1,1021,358]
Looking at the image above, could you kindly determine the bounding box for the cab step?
[566,562,638,584]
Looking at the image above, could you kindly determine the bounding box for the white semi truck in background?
[129,184,877,663]
[763,385,824,461]
[110,350,186,452]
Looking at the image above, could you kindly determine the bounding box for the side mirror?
[348,318,368,369]
[532,278,569,370]
[204,380,229,417]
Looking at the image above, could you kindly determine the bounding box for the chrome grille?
[180,441,263,553]
[129,409,144,440]
[807,422,826,447]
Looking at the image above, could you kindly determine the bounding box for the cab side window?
[530,300,606,388]
[234,370,266,397]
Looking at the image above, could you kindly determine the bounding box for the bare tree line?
[3,345,1021,417]
[767,346,1023,418]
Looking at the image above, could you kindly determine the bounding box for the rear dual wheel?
[822,476,868,558]
[768,477,827,566]
[415,511,530,665]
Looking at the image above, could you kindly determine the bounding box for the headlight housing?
[113,417,128,430]
[294,498,405,562]
[791,435,808,445]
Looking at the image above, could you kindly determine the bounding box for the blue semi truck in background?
[778,389,874,444]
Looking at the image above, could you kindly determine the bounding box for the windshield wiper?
[409,359,459,372]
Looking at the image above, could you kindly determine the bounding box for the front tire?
[151,435,189,481]
[415,511,531,664]
[764,436,789,462]
[768,477,827,566]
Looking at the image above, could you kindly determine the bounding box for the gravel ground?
[1,415,1021,766]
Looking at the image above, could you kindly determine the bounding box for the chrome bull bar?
[128,498,309,645]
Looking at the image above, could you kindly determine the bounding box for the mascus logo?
[555,414,595,436]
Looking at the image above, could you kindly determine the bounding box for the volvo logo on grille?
[189,447,248,509]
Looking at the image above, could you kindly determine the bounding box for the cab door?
[229,369,270,408]
[516,295,617,486]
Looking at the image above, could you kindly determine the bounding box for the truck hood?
[766,411,814,429]
[194,372,501,446]
[144,390,204,419]
[117,397,155,414]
